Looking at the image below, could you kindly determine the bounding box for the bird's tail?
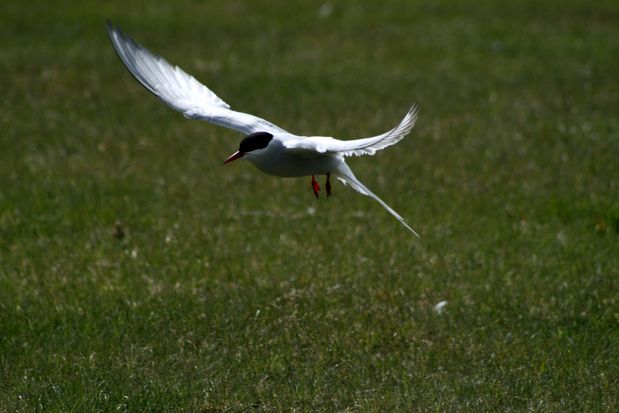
[335,163,419,237]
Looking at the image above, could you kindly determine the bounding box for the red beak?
[224,151,243,164]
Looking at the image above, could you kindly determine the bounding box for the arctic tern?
[106,22,420,236]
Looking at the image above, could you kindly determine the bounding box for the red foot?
[311,175,320,199]
[326,173,332,198]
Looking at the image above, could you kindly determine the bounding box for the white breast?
[246,139,342,177]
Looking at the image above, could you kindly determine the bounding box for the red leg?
[311,175,320,199]
[325,173,332,198]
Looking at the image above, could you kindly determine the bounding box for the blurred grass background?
[1,0,618,411]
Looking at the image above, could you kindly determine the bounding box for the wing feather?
[282,105,418,156]
[106,21,287,136]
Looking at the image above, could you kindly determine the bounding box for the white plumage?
[107,21,420,236]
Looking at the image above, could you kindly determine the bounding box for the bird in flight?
[106,22,420,236]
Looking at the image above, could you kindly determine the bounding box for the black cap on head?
[239,132,273,153]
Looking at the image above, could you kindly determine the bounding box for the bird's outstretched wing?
[106,21,288,136]
[282,105,418,156]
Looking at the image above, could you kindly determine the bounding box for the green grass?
[1,0,618,411]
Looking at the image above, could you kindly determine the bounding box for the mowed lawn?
[1,0,618,411]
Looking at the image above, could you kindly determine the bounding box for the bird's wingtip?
[105,19,117,38]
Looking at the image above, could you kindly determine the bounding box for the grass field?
[1,0,618,411]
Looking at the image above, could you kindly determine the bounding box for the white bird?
[106,22,420,236]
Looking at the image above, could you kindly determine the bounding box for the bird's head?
[224,131,274,164]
